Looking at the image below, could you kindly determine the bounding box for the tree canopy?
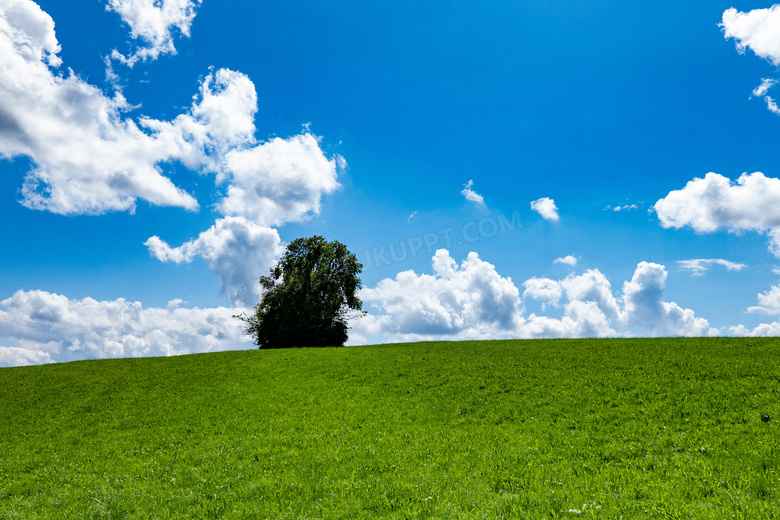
[238,236,364,348]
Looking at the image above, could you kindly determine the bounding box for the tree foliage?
[238,236,364,348]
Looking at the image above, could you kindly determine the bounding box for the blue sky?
[4,0,780,365]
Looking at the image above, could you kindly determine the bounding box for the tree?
[237,236,364,348]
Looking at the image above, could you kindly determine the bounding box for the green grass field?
[1,338,779,519]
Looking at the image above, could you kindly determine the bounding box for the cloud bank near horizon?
[0,289,254,367]
[351,250,716,345]
[4,246,780,367]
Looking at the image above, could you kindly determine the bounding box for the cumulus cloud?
[145,216,284,305]
[218,133,343,226]
[731,282,780,335]
[654,172,780,257]
[530,197,559,221]
[356,249,523,341]
[145,126,343,298]
[746,283,780,314]
[722,5,780,65]
[142,85,341,293]
[0,1,276,215]
[560,269,623,322]
[0,0,188,212]
[522,270,623,338]
[730,322,780,336]
[107,0,202,66]
[722,6,780,115]
[523,301,617,339]
[522,277,562,310]
[355,251,713,343]
[554,255,578,266]
[461,180,485,206]
[677,258,746,276]
[174,68,260,162]
[2,2,340,220]
[0,345,52,368]
[0,289,254,367]
[622,262,714,337]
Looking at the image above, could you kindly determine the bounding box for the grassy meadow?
[1,338,779,518]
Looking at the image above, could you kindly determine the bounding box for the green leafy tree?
[237,236,364,348]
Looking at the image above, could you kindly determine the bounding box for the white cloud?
[107,0,202,66]
[0,2,277,215]
[753,77,777,98]
[554,255,578,266]
[408,211,417,222]
[561,269,623,322]
[722,5,780,65]
[143,126,343,294]
[722,7,780,115]
[522,270,623,338]
[145,216,284,306]
[522,277,562,309]
[623,262,714,337]
[746,283,780,314]
[766,96,780,115]
[730,295,780,334]
[1,255,716,366]
[0,0,60,65]
[654,172,780,232]
[177,68,260,159]
[0,0,194,213]
[2,1,337,220]
[141,75,342,291]
[605,204,638,212]
[461,180,485,206]
[750,78,780,115]
[732,281,780,334]
[356,251,713,343]
[0,345,52,367]
[0,289,254,367]
[356,250,523,341]
[677,258,747,276]
[530,197,559,221]
[218,133,343,226]
[654,172,780,257]
[572,301,618,336]
[730,322,780,336]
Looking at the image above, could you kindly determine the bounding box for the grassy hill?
[1,338,779,519]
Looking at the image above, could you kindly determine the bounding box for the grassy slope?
[1,338,779,519]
